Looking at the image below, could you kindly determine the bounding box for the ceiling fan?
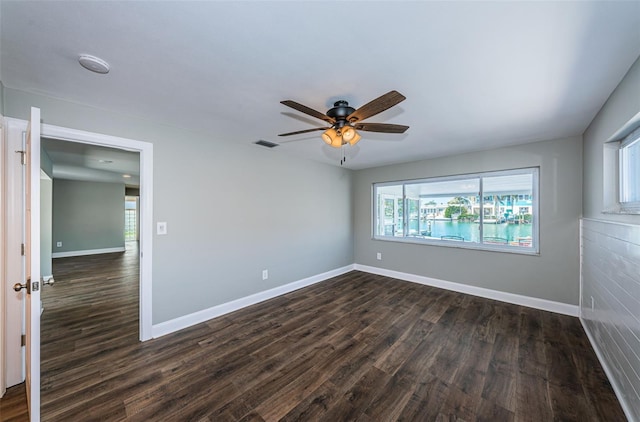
[278,90,409,152]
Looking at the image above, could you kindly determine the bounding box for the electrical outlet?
[56,241,62,247]
[376,252,382,260]
[262,269,268,280]
[590,296,595,311]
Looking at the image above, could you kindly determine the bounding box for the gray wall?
[583,56,640,224]
[41,146,53,178]
[581,56,640,420]
[52,179,125,253]
[40,175,52,277]
[4,87,354,324]
[40,148,53,277]
[354,136,583,305]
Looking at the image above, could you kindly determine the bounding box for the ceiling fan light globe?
[321,129,334,145]
[342,127,357,142]
[322,127,343,148]
[330,134,343,148]
[348,131,362,146]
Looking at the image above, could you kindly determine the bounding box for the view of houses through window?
[374,168,538,253]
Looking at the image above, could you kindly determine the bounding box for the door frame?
[3,118,26,389]
[38,121,154,341]
[0,113,5,397]
[3,117,154,389]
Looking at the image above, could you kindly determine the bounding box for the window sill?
[602,207,640,216]
[373,235,540,256]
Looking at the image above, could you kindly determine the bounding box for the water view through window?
[410,220,533,244]
[374,168,539,253]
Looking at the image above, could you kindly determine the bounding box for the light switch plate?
[157,222,167,235]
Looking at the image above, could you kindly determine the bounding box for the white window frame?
[619,127,640,214]
[372,167,539,255]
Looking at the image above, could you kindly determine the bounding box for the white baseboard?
[52,246,126,258]
[151,264,355,338]
[354,264,579,317]
[153,263,580,339]
[580,317,635,422]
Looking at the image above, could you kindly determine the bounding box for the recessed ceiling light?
[78,54,110,74]
[122,174,131,178]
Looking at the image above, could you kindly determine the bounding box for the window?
[373,168,539,253]
[125,197,138,241]
[619,128,640,213]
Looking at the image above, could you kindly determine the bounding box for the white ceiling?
[42,138,140,186]
[2,1,640,170]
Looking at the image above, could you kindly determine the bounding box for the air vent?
[254,140,279,148]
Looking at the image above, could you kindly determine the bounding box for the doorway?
[38,122,153,342]
[2,118,153,397]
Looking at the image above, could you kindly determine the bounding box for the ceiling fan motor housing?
[327,100,356,133]
[327,100,356,122]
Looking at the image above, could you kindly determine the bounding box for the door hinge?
[32,281,40,292]
[15,150,26,165]
[21,334,26,347]
[21,243,25,256]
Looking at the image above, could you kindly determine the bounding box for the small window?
[373,168,539,254]
[619,128,640,213]
[125,197,138,241]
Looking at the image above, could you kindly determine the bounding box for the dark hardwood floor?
[0,383,28,422]
[1,243,626,421]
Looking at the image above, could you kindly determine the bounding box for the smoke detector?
[78,54,110,74]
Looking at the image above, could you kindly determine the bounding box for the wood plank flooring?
[0,383,28,422]
[1,244,626,421]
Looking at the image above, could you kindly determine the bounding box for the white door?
[14,107,42,421]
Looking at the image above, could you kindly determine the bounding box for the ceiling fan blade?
[347,90,406,122]
[278,127,328,137]
[354,123,409,133]
[281,100,336,124]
